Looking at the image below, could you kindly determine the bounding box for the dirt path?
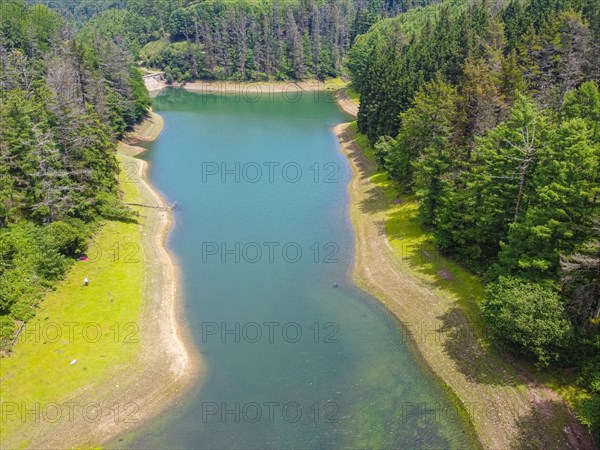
[335,122,593,449]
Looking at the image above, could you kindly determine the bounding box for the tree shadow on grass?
[359,183,391,215]
[509,397,590,449]
[436,307,518,386]
[385,204,487,344]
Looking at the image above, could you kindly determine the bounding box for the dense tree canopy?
[0,0,151,346]
[347,0,600,438]
[482,277,572,365]
[75,0,441,81]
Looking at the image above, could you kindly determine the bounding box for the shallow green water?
[112,88,474,449]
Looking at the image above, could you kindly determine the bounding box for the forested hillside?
[0,0,151,347]
[74,0,440,81]
[349,0,600,439]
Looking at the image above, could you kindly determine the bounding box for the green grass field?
[321,77,349,90]
[345,86,360,102]
[0,154,147,447]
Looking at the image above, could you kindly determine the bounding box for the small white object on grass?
[70,359,77,365]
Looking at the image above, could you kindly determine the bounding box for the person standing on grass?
[84,277,89,286]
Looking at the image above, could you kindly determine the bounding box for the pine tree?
[496,118,599,279]
[562,81,600,142]
[408,75,458,225]
[499,49,526,102]
[437,95,550,270]
[455,57,507,157]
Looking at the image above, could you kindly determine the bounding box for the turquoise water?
[112,88,473,449]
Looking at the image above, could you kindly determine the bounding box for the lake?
[112,87,473,449]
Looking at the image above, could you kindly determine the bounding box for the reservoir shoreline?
[52,111,201,448]
[0,110,201,449]
[107,84,589,448]
[102,84,588,448]
[145,78,347,96]
[136,84,479,448]
[333,121,593,449]
[97,112,202,446]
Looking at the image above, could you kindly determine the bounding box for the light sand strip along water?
[144,77,349,95]
[334,90,359,117]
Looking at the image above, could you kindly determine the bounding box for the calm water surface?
[112,88,473,449]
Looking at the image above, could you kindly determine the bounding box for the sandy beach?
[180,79,343,94]
[333,121,594,449]
[334,90,359,117]
[145,77,349,98]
